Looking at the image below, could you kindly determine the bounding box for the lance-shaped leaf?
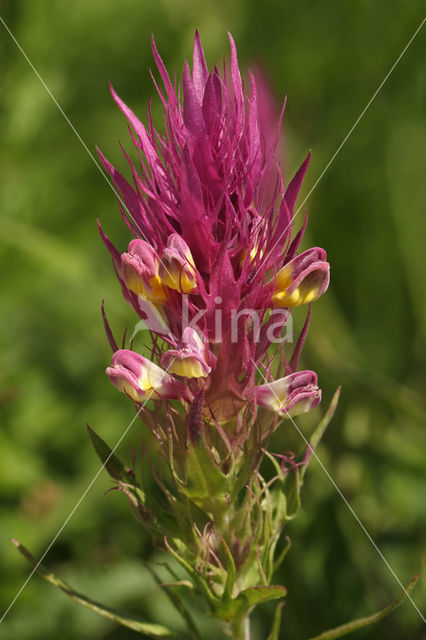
[235,584,287,610]
[86,424,136,484]
[306,575,419,640]
[12,539,173,638]
[216,585,287,622]
[218,533,237,602]
[264,493,288,581]
[284,465,302,520]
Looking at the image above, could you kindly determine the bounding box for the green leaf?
[301,387,341,482]
[216,584,287,622]
[235,584,287,609]
[284,466,301,520]
[163,537,219,612]
[220,534,237,602]
[267,602,284,640]
[87,424,135,484]
[183,438,228,512]
[12,539,173,637]
[306,575,419,640]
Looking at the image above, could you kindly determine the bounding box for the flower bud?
[161,327,211,378]
[272,248,330,308]
[106,349,181,401]
[158,234,197,293]
[256,370,321,417]
[121,239,167,302]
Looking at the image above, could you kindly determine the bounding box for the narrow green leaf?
[219,534,236,602]
[284,466,301,520]
[301,387,341,482]
[12,539,173,637]
[267,602,284,640]
[163,537,219,611]
[87,424,135,484]
[306,575,419,640]
[235,584,287,609]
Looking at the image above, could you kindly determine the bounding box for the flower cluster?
[98,31,330,631]
[100,31,329,433]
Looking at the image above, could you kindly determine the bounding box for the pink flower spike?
[106,349,183,401]
[256,370,321,418]
[272,248,330,308]
[158,234,198,293]
[161,327,212,378]
[100,31,330,422]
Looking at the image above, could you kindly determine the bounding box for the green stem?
[231,613,250,640]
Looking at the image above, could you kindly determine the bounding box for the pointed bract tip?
[183,59,191,75]
[151,33,159,56]
[108,82,120,103]
[227,31,239,60]
[227,30,236,45]
[330,386,342,411]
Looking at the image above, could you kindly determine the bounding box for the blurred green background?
[1,1,425,638]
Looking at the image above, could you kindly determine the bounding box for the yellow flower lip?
[124,269,169,302]
[121,239,169,302]
[271,248,330,308]
[168,357,207,378]
[159,266,197,294]
[158,234,198,294]
[121,235,200,304]
[272,284,320,308]
[161,327,211,379]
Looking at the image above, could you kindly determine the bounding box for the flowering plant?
[14,31,417,640]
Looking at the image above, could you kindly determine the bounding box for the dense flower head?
[100,31,329,433]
